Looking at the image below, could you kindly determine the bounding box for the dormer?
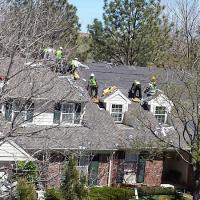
[145,94,173,124]
[101,89,131,123]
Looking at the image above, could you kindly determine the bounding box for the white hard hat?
[90,73,95,77]
[59,47,63,50]
[74,57,78,60]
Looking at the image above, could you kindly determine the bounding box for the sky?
[69,0,104,33]
[68,0,175,33]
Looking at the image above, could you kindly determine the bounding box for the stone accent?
[144,160,163,186]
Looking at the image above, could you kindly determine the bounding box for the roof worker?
[87,73,98,98]
[56,47,63,63]
[144,75,157,96]
[69,57,89,80]
[55,47,64,73]
[44,46,55,60]
[130,80,142,99]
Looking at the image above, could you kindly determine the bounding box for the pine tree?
[61,155,88,200]
[88,0,171,66]
[16,177,37,200]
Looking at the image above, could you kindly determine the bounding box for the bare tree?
[0,0,85,197]
[164,0,200,68]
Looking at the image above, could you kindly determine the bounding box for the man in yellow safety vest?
[87,73,98,97]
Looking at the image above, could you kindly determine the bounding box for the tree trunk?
[193,162,200,200]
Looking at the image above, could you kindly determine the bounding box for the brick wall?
[144,160,163,186]
[47,163,61,188]
[97,155,109,186]
[111,159,119,185]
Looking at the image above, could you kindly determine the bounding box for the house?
[0,58,192,189]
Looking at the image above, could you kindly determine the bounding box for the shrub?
[89,187,134,200]
[45,188,64,200]
[137,186,175,196]
[16,161,38,182]
[16,177,37,200]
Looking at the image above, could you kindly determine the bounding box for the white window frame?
[60,103,75,124]
[154,106,167,124]
[11,100,34,123]
[59,103,82,125]
[110,104,124,123]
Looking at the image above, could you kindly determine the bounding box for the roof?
[0,60,189,151]
[79,63,175,97]
[11,102,122,150]
[0,57,89,102]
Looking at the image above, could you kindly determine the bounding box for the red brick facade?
[98,162,109,186]
[144,160,163,186]
[47,163,62,188]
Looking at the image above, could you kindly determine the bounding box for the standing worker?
[55,47,63,72]
[144,75,157,96]
[56,47,63,63]
[130,80,142,99]
[69,57,89,80]
[87,73,98,98]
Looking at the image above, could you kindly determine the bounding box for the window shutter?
[53,103,61,124]
[5,102,12,121]
[27,102,34,122]
[74,103,81,124]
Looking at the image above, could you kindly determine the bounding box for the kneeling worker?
[87,73,98,98]
[131,80,142,99]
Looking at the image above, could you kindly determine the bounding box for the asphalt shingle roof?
[0,59,189,151]
[0,57,89,102]
[12,102,122,150]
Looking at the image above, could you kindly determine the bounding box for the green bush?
[137,186,175,196]
[45,188,64,200]
[16,177,37,200]
[89,187,134,200]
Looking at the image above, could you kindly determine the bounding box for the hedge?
[137,186,175,196]
[89,187,134,200]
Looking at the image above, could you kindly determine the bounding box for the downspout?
[108,151,115,187]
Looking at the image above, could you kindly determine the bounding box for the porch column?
[108,151,114,187]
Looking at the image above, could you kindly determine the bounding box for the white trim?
[59,102,82,125]
[110,103,124,123]
[108,152,114,187]
[0,140,34,161]
[154,106,167,124]
[103,90,131,104]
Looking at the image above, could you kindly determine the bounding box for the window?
[111,104,123,123]
[53,102,81,125]
[5,99,34,122]
[61,104,74,123]
[155,106,167,124]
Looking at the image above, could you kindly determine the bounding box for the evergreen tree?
[61,155,88,200]
[88,0,171,66]
[16,177,37,200]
